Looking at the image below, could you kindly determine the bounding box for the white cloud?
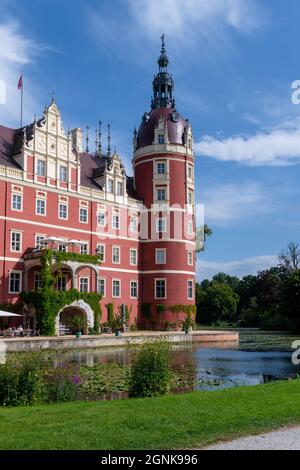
[196,119,300,166]
[0,21,40,126]
[197,255,277,280]
[202,182,271,226]
[129,0,263,37]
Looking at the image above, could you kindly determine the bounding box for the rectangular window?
[59,203,68,220]
[107,179,113,193]
[112,246,120,264]
[156,187,166,201]
[98,278,106,297]
[187,191,193,205]
[156,248,166,264]
[187,280,193,300]
[188,221,193,236]
[156,218,166,233]
[79,207,88,223]
[12,194,22,211]
[187,250,193,266]
[59,166,67,182]
[58,244,67,253]
[155,279,166,299]
[188,165,193,179]
[9,271,21,294]
[130,217,138,232]
[58,276,67,292]
[112,279,121,298]
[80,277,89,293]
[130,281,138,299]
[80,243,88,255]
[112,214,120,229]
[35,235,45,249]
[97,211,106,226]
[130,248,137,265]
[36,159,45,176]
[157,162,166,174]
[36,199,46,215]
[34,272,42,290]
[11,232,21,252]
[117,182,123,196]
[96,244,105,262]
[158,134,165,144]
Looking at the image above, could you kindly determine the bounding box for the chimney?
[71,128,83,153]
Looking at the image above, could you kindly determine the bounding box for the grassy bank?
[0,379,300,449]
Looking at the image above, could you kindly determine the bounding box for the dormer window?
[59,166,67,182]
[158,134,165,144]
[37,160,45,177]
[117,182,123,196]
[107,179,113,194]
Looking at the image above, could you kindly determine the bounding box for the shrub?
[129,339,172,398]
[43,367,78,403]
[0,353,43,406]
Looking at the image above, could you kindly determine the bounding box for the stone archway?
[55,300,94,335]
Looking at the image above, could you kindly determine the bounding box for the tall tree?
[279,241,300,272]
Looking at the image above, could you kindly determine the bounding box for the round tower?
[133,35,196,329]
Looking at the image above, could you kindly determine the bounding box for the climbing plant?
[21,249,102,336]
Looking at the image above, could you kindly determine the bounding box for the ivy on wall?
[21,249,102,336]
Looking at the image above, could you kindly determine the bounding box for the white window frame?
[36,198,46,216]
[156,186,167,201]
[35,234,46,249]
[97,211,106,227]
[188,220,194,236]
[58,203,68,220]
[57,275,67,292]
[112,246,120,264]
[155,278,167,300]
[156,161,166,175]
[36,159,45,177]
[155,248,166,265]
[130,280,138,299]
[187,280,194,300]
[112,214,120,230]
[96,244,105,262]
[130,217,138,232]
[187,250,193,266]
[80,243,89,255]
[79,207,88,224]
[116,181,123,196]
[9,271,22,294]
[59,165,67,182]
[158,134,165,144]
[107,179,114,194]
[156,217,167,233]
[10,231,22,253]
[97,278,106,297]
[112,279,121,298]
[79,277,89,293]
[187,191,193,205]
[130,248,138,266]
[11,193,22,212]
[34,271,42,291]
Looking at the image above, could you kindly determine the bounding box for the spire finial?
[107,124,111,157]
[95,129,99,156]
[158,33,169,71]
[98,121,102,155]
[86,126,89,153]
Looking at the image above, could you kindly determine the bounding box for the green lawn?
[1,380,300,450]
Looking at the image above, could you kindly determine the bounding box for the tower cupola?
[151,34,175,110]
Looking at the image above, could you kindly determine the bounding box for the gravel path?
[203,426,300,450]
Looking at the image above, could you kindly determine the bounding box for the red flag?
[17,74,23,90]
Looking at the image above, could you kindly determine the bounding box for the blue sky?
[0,0,300,280]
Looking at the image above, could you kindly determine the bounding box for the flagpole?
[20,78,23,128]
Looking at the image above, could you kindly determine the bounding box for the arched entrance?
[55,300,94,336]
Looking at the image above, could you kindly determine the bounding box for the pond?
[53,331,300,391]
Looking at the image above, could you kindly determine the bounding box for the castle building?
[0,37,196,333]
